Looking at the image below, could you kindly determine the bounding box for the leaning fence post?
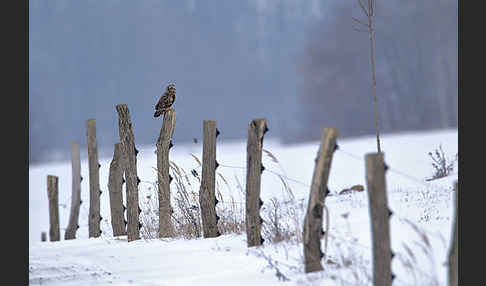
[448,181,458,286]
[303,128,338,273]
[47,175,60,242]
[366,152,393,286]
[156,109,176,238]
[199,120,220,238]
[108,142,127,237]
[65,142,82,240]
[86,119,101,238]
[116,104,141,242]
[245,118,267,247]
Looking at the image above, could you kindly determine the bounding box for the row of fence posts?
[44,105,458,286]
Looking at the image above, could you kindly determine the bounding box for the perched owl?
[154,84,176,118]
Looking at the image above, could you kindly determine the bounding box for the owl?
[154,84,176,118]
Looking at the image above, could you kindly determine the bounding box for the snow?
[29,128,458,285]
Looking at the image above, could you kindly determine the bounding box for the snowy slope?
[29,129,458,285]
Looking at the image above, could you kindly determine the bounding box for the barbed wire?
[68,144,455,220]
[335,147,449,189]
[64,141,451,284]
[159,143,456,208]
[217,143,455,191]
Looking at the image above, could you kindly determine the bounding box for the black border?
[6,0,28,284]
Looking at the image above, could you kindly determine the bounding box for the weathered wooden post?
[86,119,101,238]
[156,109,176,238]
[448,181,458,286]
[108,142,127,237]
[303,128,337,273]
[365,152,393,286]
[47,175,60,242]
[246,118,268,247]
[116,104,140,242]
[199,120,220,238]
[41,232,47,242]
[65,142,82,240]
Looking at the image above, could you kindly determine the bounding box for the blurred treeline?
[29,0,457,163]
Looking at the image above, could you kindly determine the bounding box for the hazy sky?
[29,0,457,163]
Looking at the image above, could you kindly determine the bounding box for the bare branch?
[352,17,369,27]
[357,0,369,17]
[353,27,369,33]
[368,0,374,17]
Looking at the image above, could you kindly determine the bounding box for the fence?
[41,103,458,285]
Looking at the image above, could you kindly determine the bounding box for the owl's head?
[167,84,176,93]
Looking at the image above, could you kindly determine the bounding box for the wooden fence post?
[199,120,220,238]
[246,118,267,247]
[448,181,458,286]
[303,128,338,273]
[365,152,393,286]
[41,232,47,242]
[86,119,101,238]
[65,142,82,240]
[116,104,140,242]
[47,175,60,242]
[108,142,127,237]
[156,109,176,238]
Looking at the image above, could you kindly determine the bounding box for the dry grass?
[137,148,306,243]
[112,146,444,285]
[138,154,246,240]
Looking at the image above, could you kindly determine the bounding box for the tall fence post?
[365,152,393,286]
[303,128,338,273]
[47,175,60,242]
[245,118,267,247]
[65,142,82,240]
[108,142,127,237]
[116,104,140,242]
[199,120,220,238]
[86,119,101,238]
[156,109,176,238]
[448,181,458,286]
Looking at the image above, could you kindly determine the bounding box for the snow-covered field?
[29,129,458,285]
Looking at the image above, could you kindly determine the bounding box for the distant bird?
[154,84,176,118]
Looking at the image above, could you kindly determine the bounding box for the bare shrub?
[427,145,458,181]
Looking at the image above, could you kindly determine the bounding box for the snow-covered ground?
[29,128,458,285]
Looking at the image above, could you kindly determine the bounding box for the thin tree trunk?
[368,14,382,153]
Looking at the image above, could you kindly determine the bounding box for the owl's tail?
[154,110,163,118]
